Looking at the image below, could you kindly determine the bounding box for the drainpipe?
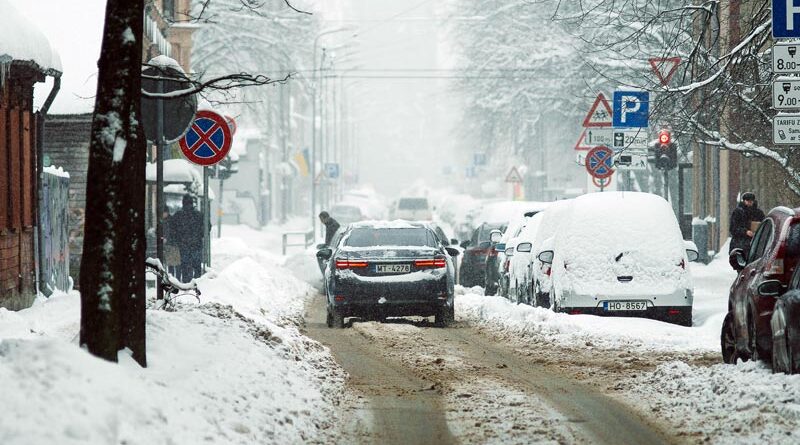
[35,74,61,296]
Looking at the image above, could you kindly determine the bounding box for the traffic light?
[210,156,239,180]
[653,129,677,170]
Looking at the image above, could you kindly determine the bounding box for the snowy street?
[4,0,800,443]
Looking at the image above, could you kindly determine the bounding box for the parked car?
[529,199,575,308]
[487,215,531,297]
[459,222,505,287]
[391,197,433,220]
[507,212,545,304]
[770,261,800,374]
[316,221,459,328]
[722,206,800,364]
[540,192,698,326]
[330,202,367,225]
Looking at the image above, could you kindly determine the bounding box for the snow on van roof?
[476,200,551,225]
[0,0,62,76]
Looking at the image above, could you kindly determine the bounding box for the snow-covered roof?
[146,159,202,184]
[43,165,69,178]
[0,0,62,76]
[146,55,185,75]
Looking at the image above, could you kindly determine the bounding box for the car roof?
[348,220,425,229]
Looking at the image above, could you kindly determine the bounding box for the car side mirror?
[505,247,514,256]
[758,279,784,297]
[686,249,699,263]
[729,248,747,272]
[489,230,503,243]
[516,242,532,253]
[445,247,460,257]
[538,250,554,264]
[316,248,333,260]
[460,240,470,249]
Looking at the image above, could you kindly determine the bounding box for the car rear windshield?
[345,228,436,247]
[398,198,429,210]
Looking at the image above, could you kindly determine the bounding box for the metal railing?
[282,230,316,255]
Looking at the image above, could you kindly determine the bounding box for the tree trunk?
[80,0,147,367]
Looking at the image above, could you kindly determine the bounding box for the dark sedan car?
[316,221,460,328]
[459,222,505,287]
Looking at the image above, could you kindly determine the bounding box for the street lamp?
[311,27,356,237]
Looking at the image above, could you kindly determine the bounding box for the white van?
[540,192,698,326]
[393,197,433,221]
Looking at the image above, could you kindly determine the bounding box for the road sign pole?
[217,176,224,239]
[156,79,165,300]
[203,166,210,269]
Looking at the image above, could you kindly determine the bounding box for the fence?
[282,230,315,255]
[39,168,71,295]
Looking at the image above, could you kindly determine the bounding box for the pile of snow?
[623,360,800,443]
[43,165,70,178]
[474,200,550,225]
[0,0,62,76]
[0,228,344,444]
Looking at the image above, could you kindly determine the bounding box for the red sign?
[225,115,237,136]
[582,93,613,128]
[592,175,612,189]
[179,110,233,166]
[649,57,682,86]
[585,146,615,180]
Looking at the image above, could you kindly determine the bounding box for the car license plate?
[376,264,410,273]
[604,300,648,311]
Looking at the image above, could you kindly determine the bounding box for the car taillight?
[415,258,446,268]
[767,258,785,276]
[335,259,369,269]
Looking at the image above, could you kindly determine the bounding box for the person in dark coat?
[171,194,205,281]
[729,192,765,255]
[319,211,341,246]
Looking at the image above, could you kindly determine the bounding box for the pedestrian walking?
[171,194,205,281]
[729,192,765,255]
[319,211,341,247]
[317,211,341,276]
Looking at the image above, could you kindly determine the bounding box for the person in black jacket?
[171,195,205,281]
[319,211,341,246]
[729,192,765,254]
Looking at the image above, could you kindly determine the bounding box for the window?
[163,0,176,20]
[748,219,773,263]
[344,228,435,248]
[397,198,428,210]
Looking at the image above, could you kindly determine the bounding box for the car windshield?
[398,198,428,210]
[345,227,436,247]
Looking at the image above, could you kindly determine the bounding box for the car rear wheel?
[773,326,791,374]
[435,305,453,327]
[327,306,345,329]
[721,312,738,364]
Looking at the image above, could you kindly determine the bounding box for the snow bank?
[624,360,800,444]
[0,231,344,444]
[43,165,70,178]
[456,289,717,353]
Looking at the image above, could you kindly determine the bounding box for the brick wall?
[43,114,92,287]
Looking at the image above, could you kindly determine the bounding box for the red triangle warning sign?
[505,166,523,183]
[582,93,613,128]
[649,57,681,86]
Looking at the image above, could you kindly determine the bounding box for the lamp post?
[311,27,353,238]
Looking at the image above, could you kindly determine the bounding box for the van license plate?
[376,264,410,273]
[604,301,647,311]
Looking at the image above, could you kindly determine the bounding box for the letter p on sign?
[773,0,800,37]
[612,90,649,128]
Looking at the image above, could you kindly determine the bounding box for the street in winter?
[3,1,800,444]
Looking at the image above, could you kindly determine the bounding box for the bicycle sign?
[585,146,615,179]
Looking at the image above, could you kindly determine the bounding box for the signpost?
[179,110,233,166]
[612,129,649,150]
[585,146,615,191]
[325,162,340,179]
[613,91,650,128]
[576,93,613,150]
[648,57,682,86]
[774,113,800,144]
[773,42,800,74]
[505,166,524,200]
[772,0,800,38]
[575,128,613,150]
[773,77,800,110]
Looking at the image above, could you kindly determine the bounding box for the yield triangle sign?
[582,93,613,128]
[505,166,523,183]
[649,57,682,86]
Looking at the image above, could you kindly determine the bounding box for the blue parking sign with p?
[325,163,339,179]
[612,91,649,128]
[774,0,800,38]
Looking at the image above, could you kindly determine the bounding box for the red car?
[722,206,800,364]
